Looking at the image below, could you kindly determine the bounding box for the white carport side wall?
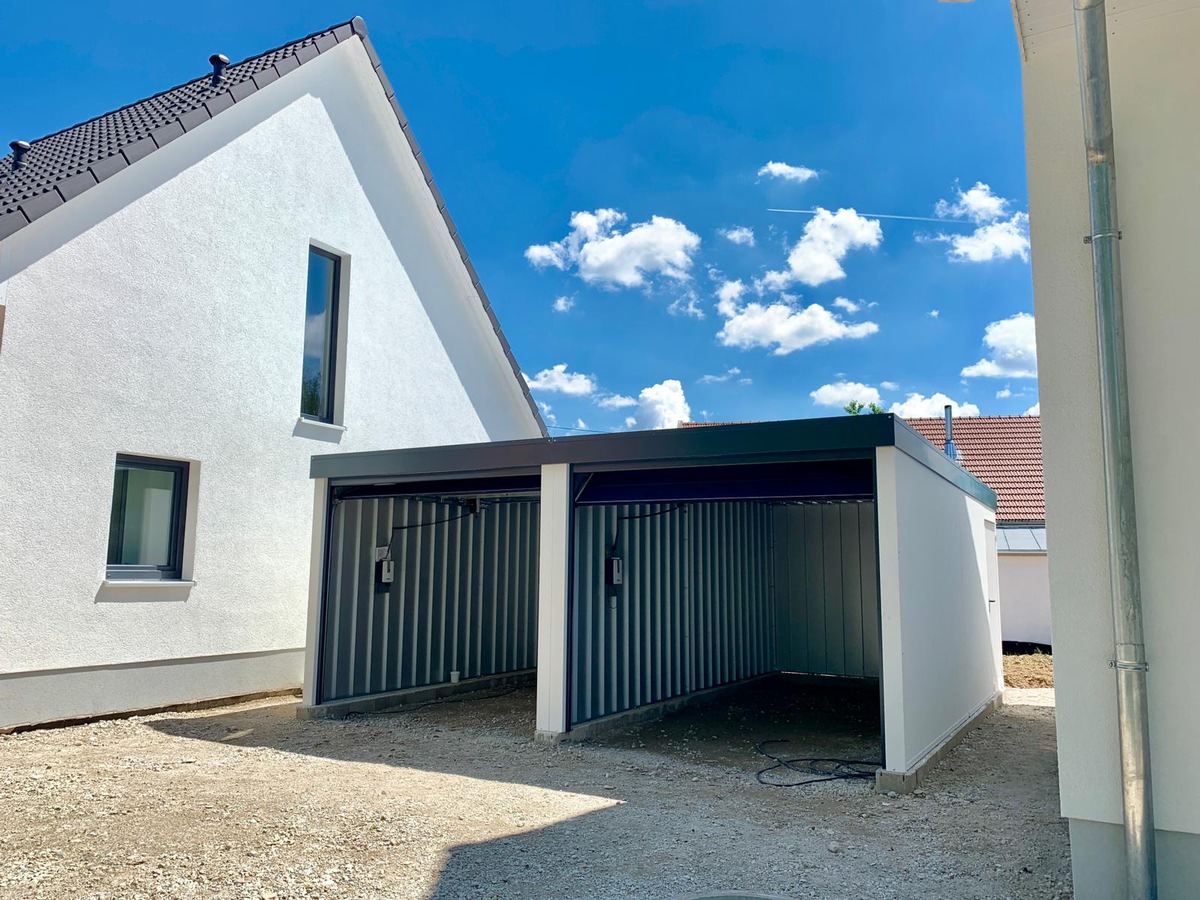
[875,446,1002,775]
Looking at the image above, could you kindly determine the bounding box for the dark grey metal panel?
[313,416,895,482]
[776,502,880,679]
[570,501,775,726]
[320,497,538,702]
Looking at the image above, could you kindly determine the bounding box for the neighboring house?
[1016,0,1200,895]
[0,18,544,730]
[906,415,1050,646]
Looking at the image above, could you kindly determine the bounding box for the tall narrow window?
[301,246,341,422]
[106,456,188,581]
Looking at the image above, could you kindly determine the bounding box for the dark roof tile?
[0,211,29,239]
[121,138,155,165]
[203,92,234,117]
[89,154,128,182]
[150,120,185,147]
[55,170,98,202]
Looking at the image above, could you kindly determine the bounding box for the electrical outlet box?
[377,559,395,585]
[606,556,623,586]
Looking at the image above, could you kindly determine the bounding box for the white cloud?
[668,290,705,319]
[929,309,940,318]
[757,160,819,184]
[879,381,899,391]
[537,401,557,425]
[597,393,637,409]
[698,367,743,384]
[761,208,883,289]
[1025,402,1040,416]
[524,208,701,289]
[943,214,1031,263]
[715,279,748,316]
[575,418,589,430]
[810,381,882,408]
[936,181,1010,224]
[890,392,980,418]
[831,297,872,315]
[717,296,879,355]
[524,364,597,396]
[626,380,692,430]
[719,226,756,247]
[552,296,575,313]
[931,182,1030,263]
[961,312,1038,378]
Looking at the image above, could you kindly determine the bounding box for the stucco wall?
[998,554,1051,646]
[876,446,1001,773]
[0,39,539,725]
[1021,3,1200,837]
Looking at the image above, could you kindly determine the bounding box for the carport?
[300,416,1002,789]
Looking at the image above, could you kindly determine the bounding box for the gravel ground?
[1004,653,1054,688]
[0,686,1068,899]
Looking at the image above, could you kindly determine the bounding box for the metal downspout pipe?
[1072,2,1157,897]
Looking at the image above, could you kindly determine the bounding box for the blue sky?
[2,1,1037,433]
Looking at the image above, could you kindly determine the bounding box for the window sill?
[293,417,346,444]
[101,580,196,588]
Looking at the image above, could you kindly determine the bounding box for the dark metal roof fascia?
[892,418,998,510]
[310,414,901,482]
[0,17,547,437]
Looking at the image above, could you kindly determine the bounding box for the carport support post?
[535,463,572,741]
[874,447,907,777]
[301,478,330,709]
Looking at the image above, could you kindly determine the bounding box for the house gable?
[0,17,545,440]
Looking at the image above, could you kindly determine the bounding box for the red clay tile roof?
[905,416,1043,524]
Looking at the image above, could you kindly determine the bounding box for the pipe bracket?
[1108,659,1149,672]
[1084,231,1122,244]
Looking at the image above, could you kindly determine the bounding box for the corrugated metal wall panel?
[774,502,880,678]
[570,502,775,726]
[320,498,539,702]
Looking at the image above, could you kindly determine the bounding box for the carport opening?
[317,475,542,708]
[568,469,882,777]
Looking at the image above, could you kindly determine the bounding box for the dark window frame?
[106,455,189,581]
[300,245,343,424]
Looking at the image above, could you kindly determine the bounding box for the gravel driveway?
[0,686,1068,899]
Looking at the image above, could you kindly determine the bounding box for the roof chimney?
[9,140,31,170]
[209,53,230,85]
[943,404,958,460]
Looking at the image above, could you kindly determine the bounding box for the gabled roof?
[0,17,546,435]
[905,415,1044,524]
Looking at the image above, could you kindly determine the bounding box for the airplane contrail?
[767,208,974,225]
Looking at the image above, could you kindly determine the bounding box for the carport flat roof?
[311,414,996,508]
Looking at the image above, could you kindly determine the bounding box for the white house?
[1015,0,1200,895]
[0,18,544,730]
[906,415,1050,646]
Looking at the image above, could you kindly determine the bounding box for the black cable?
[391,509,476,532]
[754,739,881,787]
[610,503,681,556]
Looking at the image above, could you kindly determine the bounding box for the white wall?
[1021,2,1200,845]
[998,554,1051,646]
[876,446,1001,773]
[0,39,540,727]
